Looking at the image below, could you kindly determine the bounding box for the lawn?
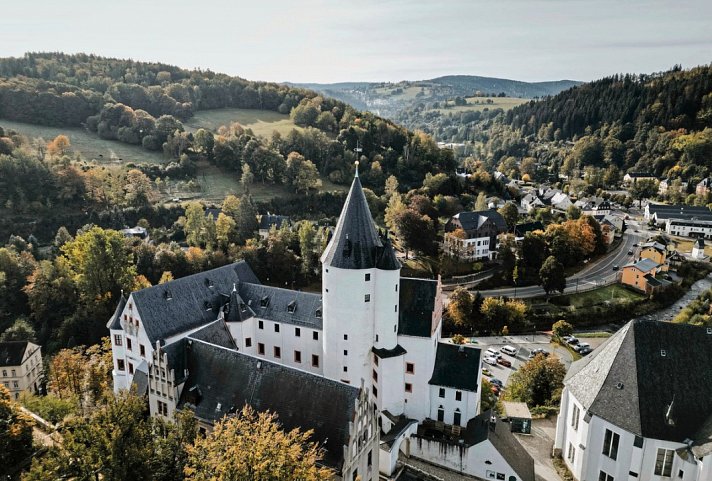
[670,237,712,258]
[0,119,165,164]
[184,108,303,138]
[550,284,643,309]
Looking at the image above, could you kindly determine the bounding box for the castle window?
[258,321,264,330]
[245,338,252,347]
[114,335,122,346]
[260,296,269,307]
[365,273,370,281]
[655,448,674,477]
[373,386,378,398]
[140,345,146,357]
[437,406,444,422]
[372,370,378,382]
[295,327,301,337]
[294,351,301,363]
[453,409,461,426]
[439,388,445,398]
[344,334,348,340]
[315,309,322,318]
[344,349,348,356]
[405,383,412,393]
[311,355,319,368]
[455,391,462,401]
[395,284,398,292]
[364,294,370,303]
[127,338,132,351]
[602,429,619,460]
[273,346,281,359]
[395,305,398,312]
[343,366,348,372]
[117,360,125,371]
[406,362,414,374]
[258,343,265,355]
[373,356,378,366]
[274,323,280,333]
[128,363,134,375]
[313,331,319,341]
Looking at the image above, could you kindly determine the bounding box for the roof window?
[164,290,172,300]
[315,309,322,318]
[205,278,213,288]
[660,349,667,357]
[287,301,296,313]
[260,296,270,307]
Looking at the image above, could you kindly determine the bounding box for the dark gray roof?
[225,286,254,323]
[429,343,480,392]
[372,344,407,359]
[162,339,189,384]
[176,340,360,470]
[647,203,712,221]
[188,319,236,350]
[566,320,712,443]
[514,221,545,237]
[238,283,323,329]
[131,261,260,344]
[258,214,290,231]
[451,210,507,233]
[626,258,659,273]
[398,278,438,338]
[321,175,400,270]
[131,368,149,396]
[464,411,535,481]
[0,341,31,367]
[107,293,127,330]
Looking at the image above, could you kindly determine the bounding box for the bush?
[20,392,78,424]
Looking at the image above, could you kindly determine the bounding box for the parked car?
[497,357,512,368]
[633,243,639,247]
[579,346,593,355]
[500,345,518,356]
[485,348,502,359]
[483,356,498,366]
[573,342,591,352]
[528,348,549,359]
[612,265,619,271]
[628,250,634,255]
[489,378,503,388]
[482,368,492,377]
[566,337,579,345]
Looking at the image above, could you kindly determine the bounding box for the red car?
[497,357,512,368]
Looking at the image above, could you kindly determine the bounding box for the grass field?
[552,284,643,309]
[0,119,165,164]
[670,237,712,258]
[432,96,528,114]
[184,109,303,138]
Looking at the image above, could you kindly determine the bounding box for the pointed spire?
[355,160,359,178]
[320,173,400,270]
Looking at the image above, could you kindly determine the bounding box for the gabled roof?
[176,340,360,470]
[450,210,507,233]
[514,221,545,237]
[131,261,260,344]
[321,175,400,270]
[565,320,712,443]
[625,257,660,273]
[225,285,254,323]
[258,214,290,231]
[398,278,438,337]
[107,293,127,330]
[647,203,712,221]
[0,341,32,367]
[238,283,322,329]
[640,241,666,253]
[429,343,480,392]
[188,319,236,350]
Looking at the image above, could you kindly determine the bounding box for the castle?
[108,170,533,480]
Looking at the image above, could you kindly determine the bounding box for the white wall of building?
[399,334,438,421]
[373,268,401,351]
[428,385,478,427]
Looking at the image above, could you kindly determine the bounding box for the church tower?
[321,167,401,389]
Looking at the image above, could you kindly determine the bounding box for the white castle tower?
[320,166,401,391]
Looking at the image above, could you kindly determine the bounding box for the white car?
[483,356,498,366]
[500,345,518,356]
[485,348,502,359]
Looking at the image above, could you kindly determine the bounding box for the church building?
[108,169,533,481]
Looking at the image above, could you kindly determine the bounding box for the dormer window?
[204,278,213,288]
[204,301,212,311]
[164,290,172,300]
[239,302,246,312]
[260,296,269,307]
[315,309,322,318]
[287,301,296,313]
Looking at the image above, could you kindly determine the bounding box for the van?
[500,345,517,356]
[485,348,501,359]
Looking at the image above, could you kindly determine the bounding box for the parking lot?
[465,334,607,389]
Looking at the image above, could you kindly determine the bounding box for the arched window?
[454,408,462,426]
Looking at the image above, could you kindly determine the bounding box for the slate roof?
[640,241,666,253]
[238,283,323,329]
[131,363,149,396]
[321,175,400,270]
[162,339,189,384]
[647,203,712,221]
[258,214,290,231]
[450,210,507,233]
[225,286,254,323]
[372,344,407,359]
[131,261,260,344]
[176,340,360,470]
[429,343,480,392]
[565,320,712,444]
[0,341,31,367]
[188,319,236,349]
[464,411,535,481]
[625,257,660,273]
[398,278,438,338]
[514,221,545,237]
[107,293,127,330]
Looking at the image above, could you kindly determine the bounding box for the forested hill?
[505,65,712,139]
[0,52,456,189]
[291,75,580,119]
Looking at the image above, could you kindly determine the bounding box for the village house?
[108,170,533,481]
[0,341,43,400]
[638,241,669,270]
[555,320,712,481]
[623,172,656,184]
[619,258,667,294]
[258,213,291,238]
[443,210,508,260]
[658,178,688,196]
[696,177,712,198]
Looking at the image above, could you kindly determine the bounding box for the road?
[474,217,655,299]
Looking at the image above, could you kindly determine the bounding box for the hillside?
[292,75,580,119]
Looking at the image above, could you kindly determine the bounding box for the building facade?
[0,341,43,400]
[443,210,508,261]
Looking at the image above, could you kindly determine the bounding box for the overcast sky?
[2,0,711,84]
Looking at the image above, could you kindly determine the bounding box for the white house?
[555,320,712,481]
[109,170,533,481]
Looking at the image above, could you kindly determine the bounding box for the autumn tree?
[539,256,566,294]
[215,213,237,250]
[504,354,566,407]
[475,192,488,211]
[552,320,573,339]
[184,202,206,247]
[392,208,436,257]
[47,134,71,157]
[235,195,259,243]
[447,287,473,327]
[481,378,497,412]
[629,178,658,207]
[184,406,333,481]
[480,297,527,334]
[0,385,34,469]
[498,202,519,232]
